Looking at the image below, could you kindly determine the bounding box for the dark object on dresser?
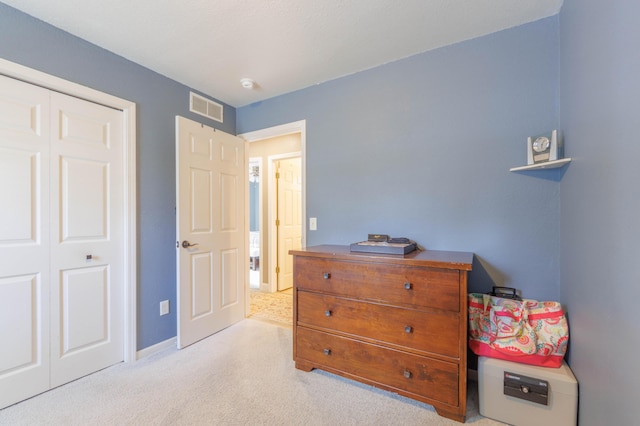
[349,240,417,255]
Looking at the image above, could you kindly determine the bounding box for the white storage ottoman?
[478,357,578,426]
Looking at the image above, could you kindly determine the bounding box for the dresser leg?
[295,359,315,372]
[434,408,465,423]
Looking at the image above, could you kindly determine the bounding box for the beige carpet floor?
[249,288,293,327]
[0,319,505,425]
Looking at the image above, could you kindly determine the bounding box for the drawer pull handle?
[404,326,413,333]
[404,369,412,379]
[323,348,331,356]
[325,310,332,317]
[404,281,412,290]
[323,273,331,280]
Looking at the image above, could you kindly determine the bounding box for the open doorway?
[240,121,306,325]
[249,158,261,290]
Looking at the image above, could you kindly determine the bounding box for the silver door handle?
[181,240,199,248]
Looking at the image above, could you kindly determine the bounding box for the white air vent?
[190,92,223,123]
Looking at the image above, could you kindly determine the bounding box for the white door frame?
[0,58,137,362]
[238,121,306,309]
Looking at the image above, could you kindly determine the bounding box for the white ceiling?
[3,0,562,107]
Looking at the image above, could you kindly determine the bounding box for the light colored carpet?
[249,289,293,327]
[0,319,506,425]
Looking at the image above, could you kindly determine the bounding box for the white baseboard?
[136,337,176,360]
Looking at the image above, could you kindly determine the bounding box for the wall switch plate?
[309,217,317,231]
[160,300,170,316]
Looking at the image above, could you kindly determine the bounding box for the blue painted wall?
[0,3,236,350]
[238,17,562,301]
[559,0,640,424]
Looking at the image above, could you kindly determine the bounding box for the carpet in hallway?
[249,288,292,327]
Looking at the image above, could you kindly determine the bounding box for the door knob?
[182,240,199,248]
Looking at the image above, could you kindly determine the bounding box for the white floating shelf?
[510,158,571,172]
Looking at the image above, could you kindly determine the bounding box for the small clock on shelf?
[527,129,559,165]
[510,129,571,172]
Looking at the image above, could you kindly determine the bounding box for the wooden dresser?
[290,245,473,422]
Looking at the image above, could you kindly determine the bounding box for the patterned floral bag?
[468,292,569,368]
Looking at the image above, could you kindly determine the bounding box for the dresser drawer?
[296,327,459,407]
[294,256,460,312]
[297,291,459,357]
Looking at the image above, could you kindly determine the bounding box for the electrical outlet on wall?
[310,217,317,231]
[160,300,170,316]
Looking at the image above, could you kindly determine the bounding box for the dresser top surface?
[290,245,473,271]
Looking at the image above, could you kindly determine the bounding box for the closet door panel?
[59,156,108,240]
[59,266,110,353]
[0,75,51,409]
[49,92,124,387]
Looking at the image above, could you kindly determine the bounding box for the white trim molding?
[136,337,177,360]
[239,120,306,143]
[239,119,307,248]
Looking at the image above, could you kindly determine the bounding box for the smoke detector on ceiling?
[240,78,256,89]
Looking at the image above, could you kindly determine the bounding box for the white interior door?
[176,116,246,349]
[276,157,302,291]
[49,92,124,387]
[0,75,51,408]
[0,75,125,408]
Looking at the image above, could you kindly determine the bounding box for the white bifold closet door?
[0,75,124,408]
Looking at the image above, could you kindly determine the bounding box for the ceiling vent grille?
[190,92,223,123]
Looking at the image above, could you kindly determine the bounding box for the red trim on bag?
[469,340,564,368]
[468,300,486,309]
[527,310,565,320]
[492,310,522,319]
